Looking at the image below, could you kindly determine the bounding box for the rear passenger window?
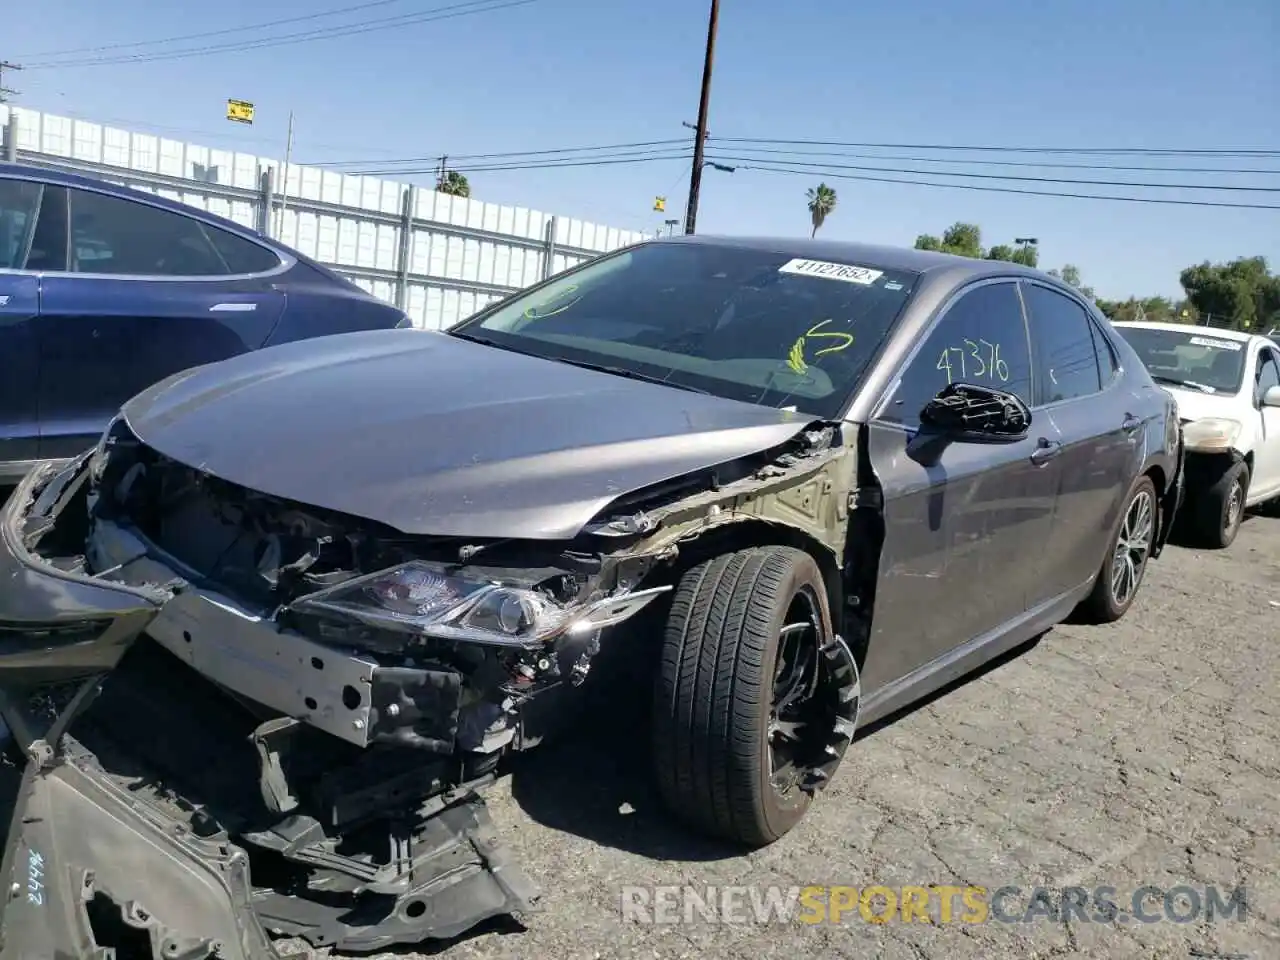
[67,188,226,276]
[206,225,281,274]
[1022,283,1101,404]
[879,281,1032,425]
[0,177,42,269]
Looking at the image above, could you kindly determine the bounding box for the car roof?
[660,233,1055,282]
[1112,320,1264,345]
[0,159,270,243]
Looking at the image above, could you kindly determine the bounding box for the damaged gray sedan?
[0,237,1182,957]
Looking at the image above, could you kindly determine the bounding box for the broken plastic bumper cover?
[0,457,540,957]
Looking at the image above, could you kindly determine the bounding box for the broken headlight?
[290,560,669,650]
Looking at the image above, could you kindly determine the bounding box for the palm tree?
[437,169,471,198]
[806,183,837,238]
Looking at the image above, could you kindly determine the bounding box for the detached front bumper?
[0,457,538,958]
[0,457,279,959]
[0,456,168,693]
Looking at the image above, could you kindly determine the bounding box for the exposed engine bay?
[0,413,860,957]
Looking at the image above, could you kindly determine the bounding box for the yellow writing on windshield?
[936,339,1011,384]
[522,284,581,321]
[786,319,855,375]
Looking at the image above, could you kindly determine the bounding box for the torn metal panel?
[250,794,540,952]
[0,740,278,960]
[585,423,859,563]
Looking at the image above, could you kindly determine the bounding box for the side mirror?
[1263,385,1280,408]
[919,382,1032,443]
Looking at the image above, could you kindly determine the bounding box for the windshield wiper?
[450,330,713,395]
[552,357,713,395]
[1151,374,1214,394]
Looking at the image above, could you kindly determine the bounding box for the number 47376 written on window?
[937,339,1011,385]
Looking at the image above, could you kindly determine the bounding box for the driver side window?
[879,281,1033,426]
[1256,348,1280,403]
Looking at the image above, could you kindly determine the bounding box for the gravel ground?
[2,506,1276,960]
[386,512,1280,960]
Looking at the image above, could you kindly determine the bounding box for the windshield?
[448,241,919,419]
[1114,326,1247,395]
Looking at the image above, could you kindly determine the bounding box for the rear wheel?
[1078,475,1158,624]
[1191,460,1248,549]
[651,546,860,847]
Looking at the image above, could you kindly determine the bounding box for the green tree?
[1048,264,1096,302]
[1179,256,1280,330]
[1095,296,1177,324]
[437,169,471,197]
[806,183,838,237]
[914,223,1036,266]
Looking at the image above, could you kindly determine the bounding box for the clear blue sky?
[8,0,1279,299]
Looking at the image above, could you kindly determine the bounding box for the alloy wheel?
[767,586,860,797]
[1224,477,1244,537]
[1111,489,1154,607]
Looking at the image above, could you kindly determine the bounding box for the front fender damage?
[1,421,854,957]
[1,458,537,957]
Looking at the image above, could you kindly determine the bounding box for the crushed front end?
[0,419,673,956]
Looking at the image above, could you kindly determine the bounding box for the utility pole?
[683,0,720,235]
[436,155,448,190]
[0,61,22,103]
[274,111,296,238]
[1,61,21,162]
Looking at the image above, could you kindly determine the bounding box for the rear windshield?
[1114,326,1247,395]
[448,241,920,419]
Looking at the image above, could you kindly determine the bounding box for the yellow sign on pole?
[653,196,666,212]
[226,99,255,125]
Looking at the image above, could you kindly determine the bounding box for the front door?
[1020,281,1136,599]
[35,184,285,459]
[863,279,1061,692]
[0,176,45,478]
[1250,345,1280,500]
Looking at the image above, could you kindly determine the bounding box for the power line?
[706,154,1280,193]
[314,139,1280,175]
[319,138,692,167]
[725,160,1280,211]
[352,151,695,177]
[711,137,1280,158]
[696,145,1280,177]
[0,60,21,103]
[23,0,538,69]
[14,0,417,59]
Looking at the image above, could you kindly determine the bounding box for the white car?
[1113,321,1280,547]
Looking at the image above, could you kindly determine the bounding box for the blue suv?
[0,162,411,481]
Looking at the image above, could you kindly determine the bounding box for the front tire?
[1078,474,1158,624]
[1192,460,1249,549]
[651,546,859,847]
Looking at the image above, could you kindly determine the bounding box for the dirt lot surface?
[1,503,1275,960]
[384,512,1280,960]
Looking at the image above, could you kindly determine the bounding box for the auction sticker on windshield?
[1189,336,1242,351]
[778,259,884,285]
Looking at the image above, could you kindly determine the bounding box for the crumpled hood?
[121,329,819,539]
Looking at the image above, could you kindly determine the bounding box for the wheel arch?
[657,518,846,636]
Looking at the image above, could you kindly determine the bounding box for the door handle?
[1121,414,1142,434]
[1030,438,1062,466]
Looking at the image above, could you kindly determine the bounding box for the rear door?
[0,176,45,478]
[1020,281,1134,600]
[35,185,286,459]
